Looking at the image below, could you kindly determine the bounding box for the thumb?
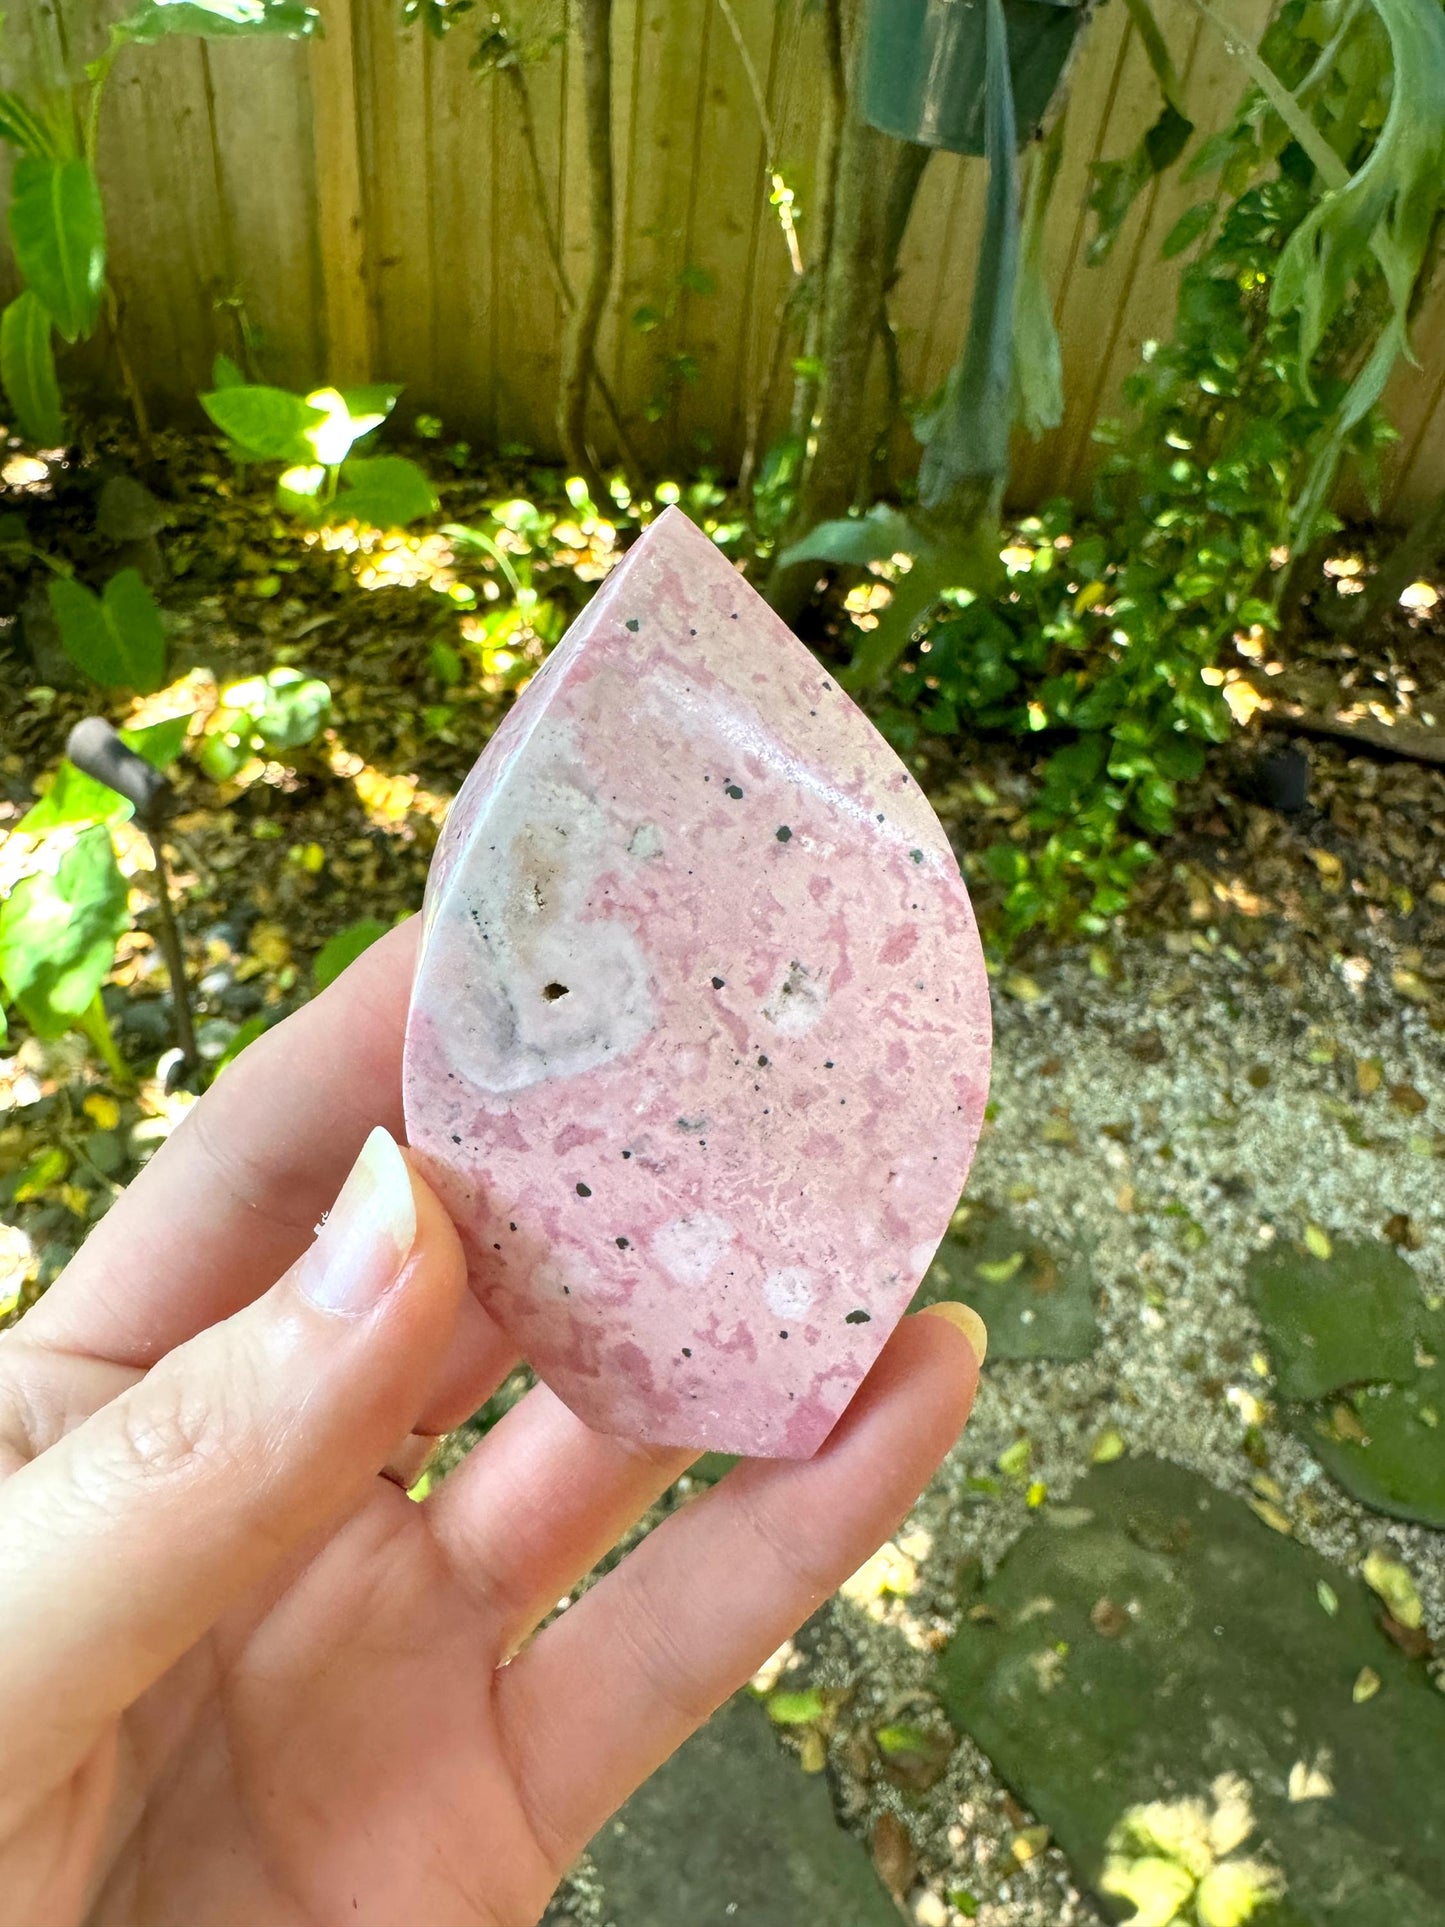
[0,1127,463,1760]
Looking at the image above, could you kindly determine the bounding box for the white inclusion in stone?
[423,719,656,1094]
[761,959,828,1033]
[628,822,664,859]
[652,1214,736,1287]
[763,1266,816,1319]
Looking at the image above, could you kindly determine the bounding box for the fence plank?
[309,0,374,386]
[207,34,322,389]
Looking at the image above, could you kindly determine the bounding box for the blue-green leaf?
[0,291,65,445]
[8,156,106,343]
[1012,110,1065,440]
[0,826,129,1040]
[916,0,1019,503]
[47,568,167,692]
[777,505,922,570]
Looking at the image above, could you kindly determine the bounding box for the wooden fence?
[3,0,1444,517]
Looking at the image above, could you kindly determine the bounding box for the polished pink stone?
[402,507,990,1457]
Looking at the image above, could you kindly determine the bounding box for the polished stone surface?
[403,507,989,1456]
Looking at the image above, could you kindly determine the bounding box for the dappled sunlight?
[1102,1776,1284,1927]
[326,744,449,832]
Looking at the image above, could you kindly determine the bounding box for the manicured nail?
[919,1299,988,1368]
[296,1127,417,1315]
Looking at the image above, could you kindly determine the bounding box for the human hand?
[0,922,982,1927]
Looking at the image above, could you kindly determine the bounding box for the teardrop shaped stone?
[403,508,990,1457]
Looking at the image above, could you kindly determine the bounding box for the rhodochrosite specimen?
[403,508,990,1456]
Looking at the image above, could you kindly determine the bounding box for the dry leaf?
[1090,1597,1131,1638]
[1362,1548,1424,1629]
[871,1812,916,1899]
[1304,1223,1333,1260]
[1352,1666,1381,1704]
[1248,1497,1292,1535]
[1355,1057,1383,1096]
[1390,1083,1428,1116]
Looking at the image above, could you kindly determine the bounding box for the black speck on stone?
[563,1285,571,1294]
[712,975,725,989]
[779,1330,789,1340]
[576,1182,592,1197]
[625,617,640,632]
[824,1060,834,1069]
[876,813,884,822]
[509,1222,518,1232]
[725,783,744,799]
[622,1149,632,1158]
[730,611,738,619]
[492,1243,501,1251]
[845,1309,872,1325]
[616,1236,630,1249]
[757,1055,769,1067]
[775,825,792,842]
[450,1133,461,1144]
[910,848,925,864]
[682,1346,692,1357]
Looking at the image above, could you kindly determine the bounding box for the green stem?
[77,991,131,1088]
[1180,0,1349,191]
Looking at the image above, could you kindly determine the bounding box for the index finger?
[24,922,418,1368]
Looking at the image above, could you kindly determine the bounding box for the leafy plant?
[0,715,189,1068]
[47,567,166,692]
[0,0,317,443]
[199,366,438,528]
[784,0,1445,946]
[196,667,333,781]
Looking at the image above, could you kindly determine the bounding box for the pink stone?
[402,508,990,1457]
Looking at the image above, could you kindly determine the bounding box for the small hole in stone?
[844,1308,871,1324]
[576,1182,592,1197]
[542,981,570,1001]
[616,1236,630,1249]
[682,1346,693,1357]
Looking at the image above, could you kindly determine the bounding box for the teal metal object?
[861,0,1083,156]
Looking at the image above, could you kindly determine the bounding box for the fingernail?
[919,1299,988,1368]
[295,1127,417,1315]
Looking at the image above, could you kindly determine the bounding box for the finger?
[23,923,422,1367]
[428,1381,693,1653]
[0,1131,463,1781]
[493,1305,982,1867]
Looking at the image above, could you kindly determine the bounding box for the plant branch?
[499,56,640,482]
[556,0,616,507]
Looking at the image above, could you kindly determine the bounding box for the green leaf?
[0,290,65,446]
[1161,201,1213,258]
[1087,104,1192,266]
[0,827,129,1040]
[765,1688,825,1726]
[8,156,106,342]
[211,351,245,388]
[777,505,921,570]
[1271,0,1445,384]
[1012,111,1065,439]
[301,385,395,467]
[47,568,166,692]
[115,0,320,43]
[313,917,388,991]
[221,666,332,750]
[328,454,438,529]
[0,90,62,157]
[211,1011,273,1074]
[200,383,327,463]
[916,0,1019,503]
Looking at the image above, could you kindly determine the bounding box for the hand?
[0,922,982,1927]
